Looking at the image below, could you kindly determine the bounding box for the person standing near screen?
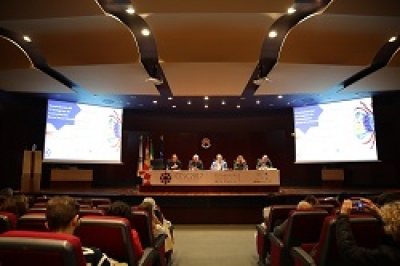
[166,154,182,170]
[256,155,273,170]
[210,154,228,170]
[188,154,204,170]
[233,155,248,170]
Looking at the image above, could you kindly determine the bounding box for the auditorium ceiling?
[0,0,399,112]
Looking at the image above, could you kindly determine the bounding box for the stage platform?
[24,186,396,224]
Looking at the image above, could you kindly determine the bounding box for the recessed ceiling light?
[172,105,176,108]
[278,95,283,99]
[126,7,135,14]
[23,35,31,42]
[130,95,136,98]
[127,102,131,105]
[138,103,144,107]
[153,100,157,104]
[256,100,260,104]
[287,7,296,14]
[240,97,246,100]
[204,96,209,100]
[287,102,290,105]
[187,101,191,105]
[268,30,277,38]
[205,105,208,108]
[168,97,173,100]
[222,100,226,105]
[141,29,150,36]
[389,36,397,42]
[236,105,241,109]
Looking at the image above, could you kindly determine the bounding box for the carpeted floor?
[171,225,258,266]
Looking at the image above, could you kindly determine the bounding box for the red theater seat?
[269,209,329,266]
[0,230,86,266]
[291,215,381,266]
[0,211,17,233]
[75,216,156,266]
[17,213,48,232]
[131,209,169,266]
[256,205,297,264]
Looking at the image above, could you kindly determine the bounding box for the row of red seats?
[256,205,381,266]
[0,203,170,266]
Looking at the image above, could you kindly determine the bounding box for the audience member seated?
[139,198,174,256]
[0,195,29,217]
[45,196,119,265]
[188,154,204,170]
[107,201,144,259]
[233,155,248,170]
[273,200,313,239]
[256,155,273,170]
[166,154,182,170]
[336,198,400,266]
[210,154,228,171]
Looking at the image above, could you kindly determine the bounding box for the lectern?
[21,150,42,193]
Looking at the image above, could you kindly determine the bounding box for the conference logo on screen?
[353,100,375,149]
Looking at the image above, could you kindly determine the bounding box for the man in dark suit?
[256,155,273,170]
[188,154,204,170]
[166,154,182,170]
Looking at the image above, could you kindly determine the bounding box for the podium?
[21,150,42,193]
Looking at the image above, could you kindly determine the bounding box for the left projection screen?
[44,100,123,164]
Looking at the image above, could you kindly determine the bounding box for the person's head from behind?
[107,201,132,220]
[45,196,80,234]
[1,195,29,217]
[380,201,400,243]
[0,187,13,198]
[296,201,313,211]
[304,195,319,206]
[336,192,349,205]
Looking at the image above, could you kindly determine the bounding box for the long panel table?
[139,169,280,193]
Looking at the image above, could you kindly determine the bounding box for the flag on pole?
[159,135,164,159]
[150,137,154,161]
[137,135,143,175]
[143,136,151,170]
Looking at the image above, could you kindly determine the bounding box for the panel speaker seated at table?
[150,159,165,170]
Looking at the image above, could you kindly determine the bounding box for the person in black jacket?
[166,154,182,170]
[336,198,400,266]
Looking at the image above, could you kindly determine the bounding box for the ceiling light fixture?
[172,105,176,108]
[253,76,271,85]
[23,35,31,42]
[236,105,241,109]
[268,30,277,38]
[153,100,157,104]
[141,28,150,36]
[126,7,135,14]
[168,97,173,100]
[204,96,209,100]
[145,77,163,85]
[287,7,296,14]
[256,100,260,104]
[187,101,191,105]
[389,36,397,42]
[222,100,226,105]
[205,105,208,108]
[278,95,283,99]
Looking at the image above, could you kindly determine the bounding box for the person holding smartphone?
[336,198,400,266]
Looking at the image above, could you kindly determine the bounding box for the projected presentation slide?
[44,100,123,163]
[294,97,377,163]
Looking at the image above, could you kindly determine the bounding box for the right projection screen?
[293,97,378,163]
